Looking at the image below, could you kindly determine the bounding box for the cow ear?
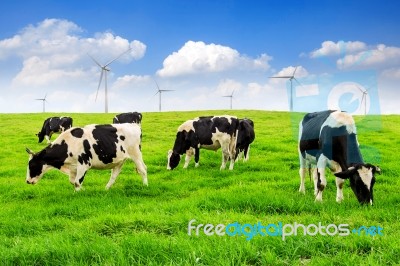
[334,167,357,179]
[26,148,35,155]
[373,165,381,175]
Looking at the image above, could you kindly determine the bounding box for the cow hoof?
[299,188,305,194]
[336,197,344,203]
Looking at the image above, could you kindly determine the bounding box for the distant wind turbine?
[356,85,369,115]
[35,93,48,113]
[88,47,132,113]
[153,79,174,112]
[269,66,301,112]
[222,89,235,109]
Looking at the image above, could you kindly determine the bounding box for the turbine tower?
[88,47,132,113]
[269,66,301,112]
[357,85,369,115]
[153,79,174,112]
[222,89,235,109]
[35,93,47,113]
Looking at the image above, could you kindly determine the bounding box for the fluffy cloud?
[0,18,146,89]
[337,44,400,70]
[310,40,367,58]
[157,41,271,77]
[216,79,242,95]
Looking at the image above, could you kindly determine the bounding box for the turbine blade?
[88,53,103,68]
[231,89,235,96]
[153,78,161,92]
[105,47,132,67]
[292,66,298,77]
[153,91,159,97]
[159,89,174,92]
[269,76,293,79]
[293,77,303,87]
[95,70,104,102]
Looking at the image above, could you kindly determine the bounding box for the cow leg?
[298,155,307,194]
[315,156,328,202]
[106,163,124,190]
[244,145,250,162]
[45,135,51,144]
[74,166,87,191]
[332,163,344,203]
[130,147,148,186]
[335,177,345,203]
[183,148,194,168]
[194,147,200,167]
[312,168,318,196]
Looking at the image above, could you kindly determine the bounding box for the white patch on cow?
[320,110,357,135]
[178,119,197,133]
[357,166,373,190]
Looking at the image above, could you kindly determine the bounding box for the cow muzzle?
[26,179,37,185]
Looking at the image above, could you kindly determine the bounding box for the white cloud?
[269,66,309,85]
[112,74,151,90]
[0,18,146,90]
[157,41,271,77]
[310,40,367,58]
[216,79,242,95]
[337,44,400,69]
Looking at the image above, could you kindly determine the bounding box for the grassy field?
[0,110,399,265]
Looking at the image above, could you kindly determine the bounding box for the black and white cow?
[298,110,380,205]
[27,123,148,191]
[167,115,239,170]
[235,118,255,162]
[37,116,73,143]
[113,112,142,125]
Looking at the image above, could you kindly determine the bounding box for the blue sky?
[0,0,399,113]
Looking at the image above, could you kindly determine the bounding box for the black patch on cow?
[69,152,73,157]
[29,140,69,177]
[71,128,84,138]
[79,171,86,184]
[120,145,125,153]
[92,125,118,164]
[319,125,363,170]
[120,135,125,141]
[78,139,92,165]
[299,110,335,158]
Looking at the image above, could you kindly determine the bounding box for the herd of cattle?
[26,110,380,205]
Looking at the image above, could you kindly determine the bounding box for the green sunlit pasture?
[0,111,398,265]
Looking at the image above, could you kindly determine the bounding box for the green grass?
[0,110,399,265]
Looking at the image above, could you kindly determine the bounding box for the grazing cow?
[235,118,255,162]
[26,123,148,191]
[37,116,73,143]
[113,112,142,125]
[298,110,380,205]
[167,115,239,170]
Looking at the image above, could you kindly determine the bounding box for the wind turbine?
[269,66,301,112]
[222,89,235,109]
[356,85,369,115]
[153,79,174,112]
[88,47,132,113]
[35,93,48,113]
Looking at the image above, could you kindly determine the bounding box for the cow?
[298,110,380,205]
[167,115,239,170]
[113,112,142,125]
[26,123,148,191]
[235,118,255,162]
[37,116,73,143]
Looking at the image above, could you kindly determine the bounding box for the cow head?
[25,148,51,185]
[36,132,45,143]
[334,164,381,205]
[167,150,181,170]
